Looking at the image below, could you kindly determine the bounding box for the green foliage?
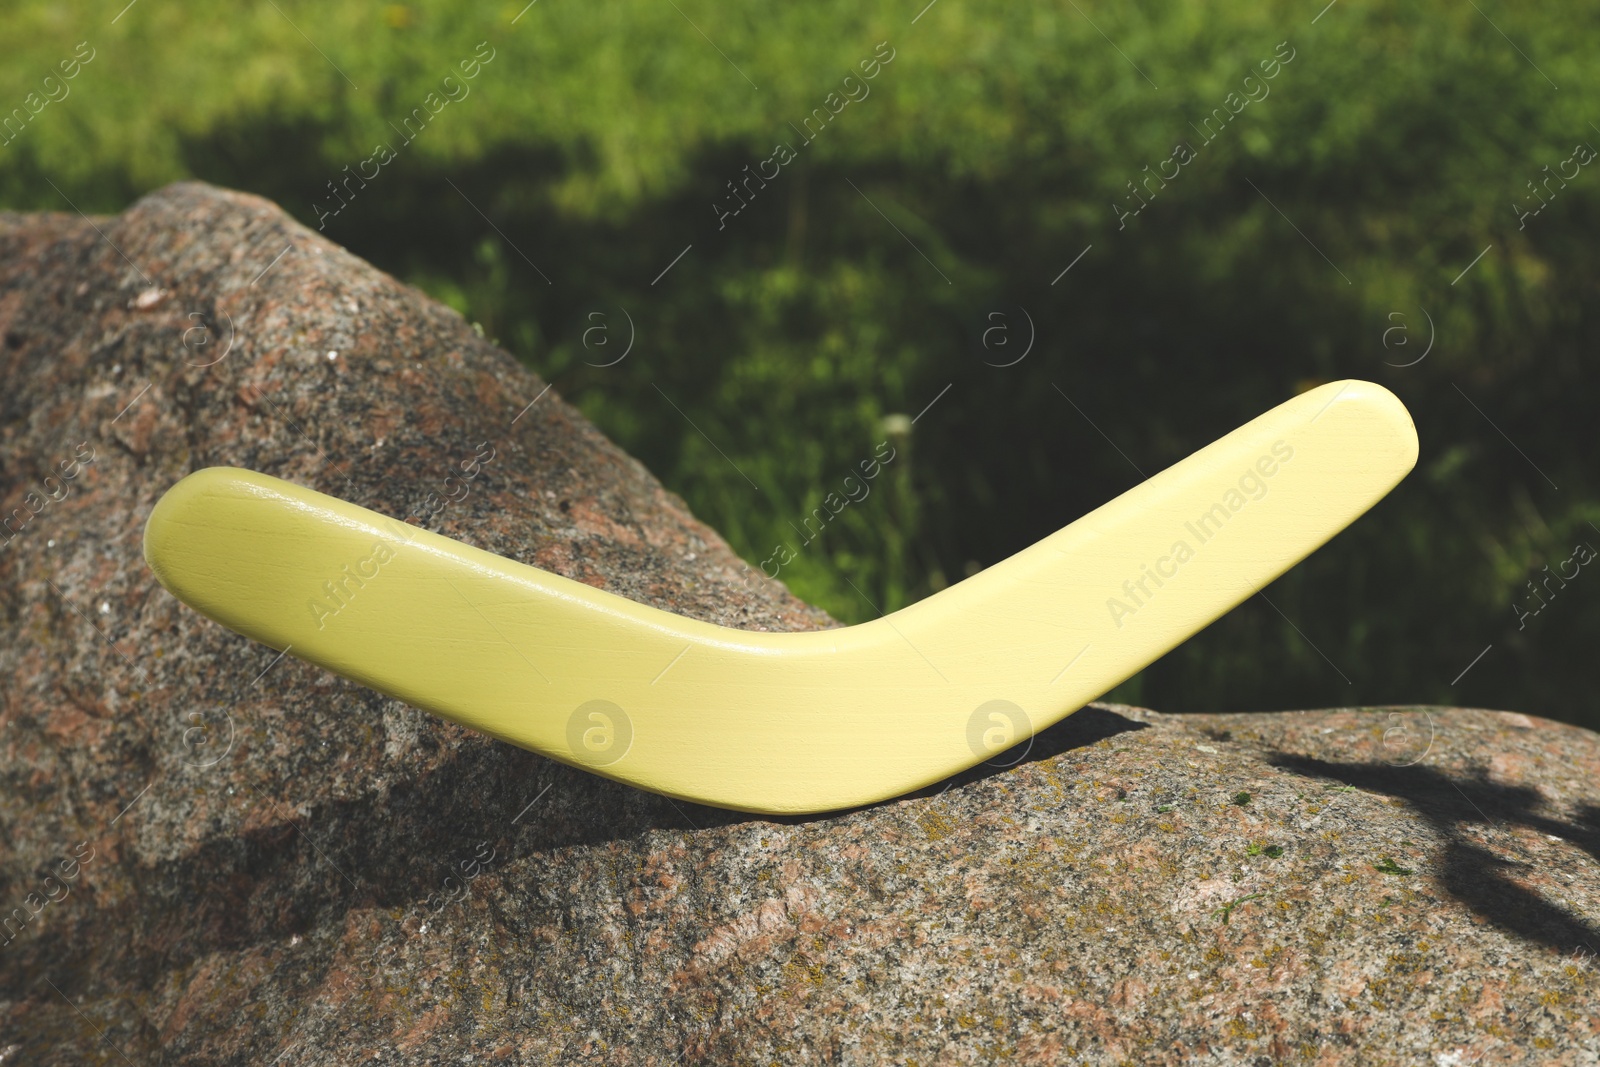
[6,0,1597,727]
[1214,893,1263,925]
[1372,858,1414,877]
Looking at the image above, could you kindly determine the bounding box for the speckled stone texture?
[3,184,1599,1066]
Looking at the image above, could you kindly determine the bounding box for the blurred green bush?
[6,0,1596,726]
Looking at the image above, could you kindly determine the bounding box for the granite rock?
[2,184,1598,1065]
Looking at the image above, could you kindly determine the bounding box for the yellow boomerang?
[143,379,1416,814]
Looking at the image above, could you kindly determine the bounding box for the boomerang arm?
[143,380,1416,813]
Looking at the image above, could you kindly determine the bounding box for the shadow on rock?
[1271,753,1600,955]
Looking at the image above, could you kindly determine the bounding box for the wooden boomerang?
[143,379,1416,814]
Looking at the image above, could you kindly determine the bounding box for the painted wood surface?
[142,379,1417,813]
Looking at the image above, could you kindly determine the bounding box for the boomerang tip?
[143,467,289,626]
[1309,378,1418,473]
[144,467,203,588]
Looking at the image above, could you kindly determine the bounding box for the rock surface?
[3,184,1599,1066]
